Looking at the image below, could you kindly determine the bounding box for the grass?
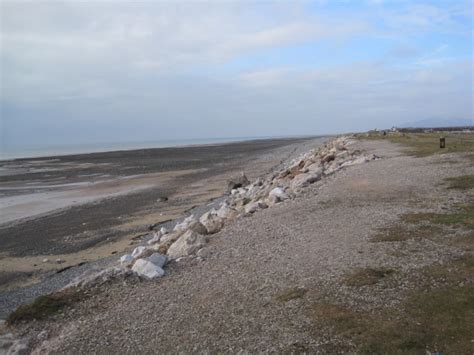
[344,267,395,286]
[7,288,82,324]
[372,224,441,242]
[359,132,474,157]
[310,263,474,353]
[275,287,307,302]
[444,175,474,190]
[401,203,474,229]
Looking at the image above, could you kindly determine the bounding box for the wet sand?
[0,138,319,291]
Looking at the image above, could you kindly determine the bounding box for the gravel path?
[10,139,474,353]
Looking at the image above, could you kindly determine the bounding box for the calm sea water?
[0,136,290,160]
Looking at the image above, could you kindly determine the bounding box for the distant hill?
[400,118,472,128]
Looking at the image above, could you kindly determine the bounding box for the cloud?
[0,1,472,150]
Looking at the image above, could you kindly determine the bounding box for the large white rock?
[199,209,225,234]
[340,156,370,167]
[173,215,197,232]
[146,253,168,268]
[66,266,131,289]
[132,259,165,279]
[268,187,289,204]
[244,200,268,214]
[120,254,134,265]
[131,246,147,259]
[167,230,207,259]
[290,168,323,189]
[147,231,161,245]
[216,203,238,219]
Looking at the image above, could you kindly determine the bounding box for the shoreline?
[1,136,319,162]
[0,137,327,314]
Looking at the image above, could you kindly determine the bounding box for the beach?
[1,133,473,353]
[0,137,323,298]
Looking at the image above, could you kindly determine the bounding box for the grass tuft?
[401,204,474,229]
[7,288,82,324]
[372,224,441,242]
[309,284,474,353]
[445,175,474,190]
[344,267,395,286]
[275,287,307,302]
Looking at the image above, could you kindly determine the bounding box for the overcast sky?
[1,0,473,151]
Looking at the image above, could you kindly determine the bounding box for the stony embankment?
[67,136,378,286]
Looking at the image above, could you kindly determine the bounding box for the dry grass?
[372,224,441,242]
[344,267,395,286]
[7,287,83,324]
[359,132,474,157]
[275,287,307,302]
[444,175,474,190]
[310,258,474,353]
[401,203,474,229]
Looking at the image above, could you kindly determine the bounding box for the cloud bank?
[1,1,472,151]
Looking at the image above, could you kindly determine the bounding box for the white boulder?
[147,232,161,245]
[340,156,369,167]
[173,215,197,232]
[167,230,207,259]
[290,168,323,189]
[131,246,147,259]
[120,254,134,265]
[268,187,289,204]
[146,253,168,268]
[244,200,268,214]
[132,259,165,279]
[199,209,225,234]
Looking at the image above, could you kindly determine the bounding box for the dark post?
[440,137,445,149]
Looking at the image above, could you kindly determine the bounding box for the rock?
[173,215,197,233]
[120,254,134,265]
[254,177,264,186]
[132,259,165,279]
[336,150,350,160]
[321,153,336,164]
[188,221,208,235]
[340,156,370,167]
[290,168,323,189]
[160,227,168,235]
[216,203,238,219]
[147,232,161,245]
[0,333,28,355]
[131,246,147,259]
[244,200,268,214]
[55,258,63,264]
[226,172,250,193]
[42,258,49,263]
[146,253,168,268]
[66,266,131,289]
[159,231,182,244]
[199,209,225,234]
[167,230,207,259]
[268,187,289,204]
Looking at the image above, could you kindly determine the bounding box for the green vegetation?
[275,287,307,302]
[359,132,474,157]
[372,224,441,242]
[310,257,474,354]
[401,203,474,229]
[7,288,82,324]
[344,267,395,286]
[445,175,474,190]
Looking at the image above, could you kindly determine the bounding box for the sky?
[1,0,473,152]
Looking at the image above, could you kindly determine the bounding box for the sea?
[0,136,299,161]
